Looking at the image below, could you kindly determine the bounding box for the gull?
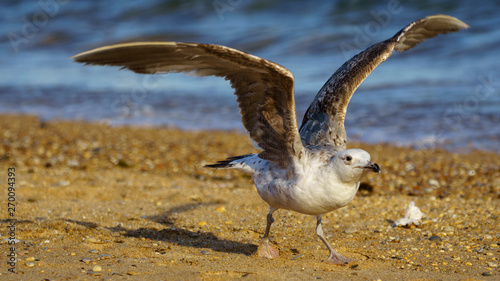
[72,14,468,264]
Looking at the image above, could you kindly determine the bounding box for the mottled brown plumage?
[299,14,469,148]
[72,42,304,169]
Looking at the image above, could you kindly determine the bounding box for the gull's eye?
[345,155,352,162]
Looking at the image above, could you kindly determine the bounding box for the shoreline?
[1,114,498,280]
[3,113,500,155]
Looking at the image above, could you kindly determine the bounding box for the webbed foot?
[325,251,355,265]
[256,240,279,259]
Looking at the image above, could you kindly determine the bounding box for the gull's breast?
[255,168,359,216]
[290,179,360,215]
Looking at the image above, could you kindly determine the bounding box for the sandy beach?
[0,114,498,280]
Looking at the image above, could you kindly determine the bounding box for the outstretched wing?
[71,42,305,168]
[299,14,469,148]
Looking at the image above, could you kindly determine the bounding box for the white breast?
[254,158,360,216]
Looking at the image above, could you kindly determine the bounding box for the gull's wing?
[71,42,305,168]
[299,14,469,148]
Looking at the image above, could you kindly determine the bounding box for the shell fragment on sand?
[393,201,424,227]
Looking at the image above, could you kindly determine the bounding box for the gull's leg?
[257,207,279,259]
[315,215,354,265]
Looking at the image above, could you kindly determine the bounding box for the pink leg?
[256,207,279,259]
[316,215,354,265]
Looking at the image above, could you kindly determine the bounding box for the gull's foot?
[325,253,355,265]
[257,240,279,259]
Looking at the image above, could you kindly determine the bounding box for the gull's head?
[330,149,380,183]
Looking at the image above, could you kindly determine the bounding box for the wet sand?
[0,115,498,280]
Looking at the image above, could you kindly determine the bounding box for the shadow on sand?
[63,202,258,256]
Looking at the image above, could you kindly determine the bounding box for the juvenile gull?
[72,15,468,264]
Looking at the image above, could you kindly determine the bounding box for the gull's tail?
[204,154,252,168]
[204,154,257,173]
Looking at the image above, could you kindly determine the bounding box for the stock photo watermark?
[339,0,404,59]
[6,167,17,273]
[7,0,69,53]
[213,0,243,20]
[442,74,495,129]
[110,74,161,118]
[417,74,497,150]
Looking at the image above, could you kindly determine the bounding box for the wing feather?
[72,42,305,168]
[299,14,469,148]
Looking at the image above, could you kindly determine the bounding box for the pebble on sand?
[443,226,454,232]
[98,254,112,260]
[92,265,102,272]
[487,262,498,268]
[429,235,442,242]
[81,257,93,264]
[344,228,358,234]
[86,237,99,243]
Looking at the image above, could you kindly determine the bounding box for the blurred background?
[1,0,499,151]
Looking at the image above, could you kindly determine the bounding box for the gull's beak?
[363,161,381,173]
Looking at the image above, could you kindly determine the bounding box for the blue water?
[1,0,499,151]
